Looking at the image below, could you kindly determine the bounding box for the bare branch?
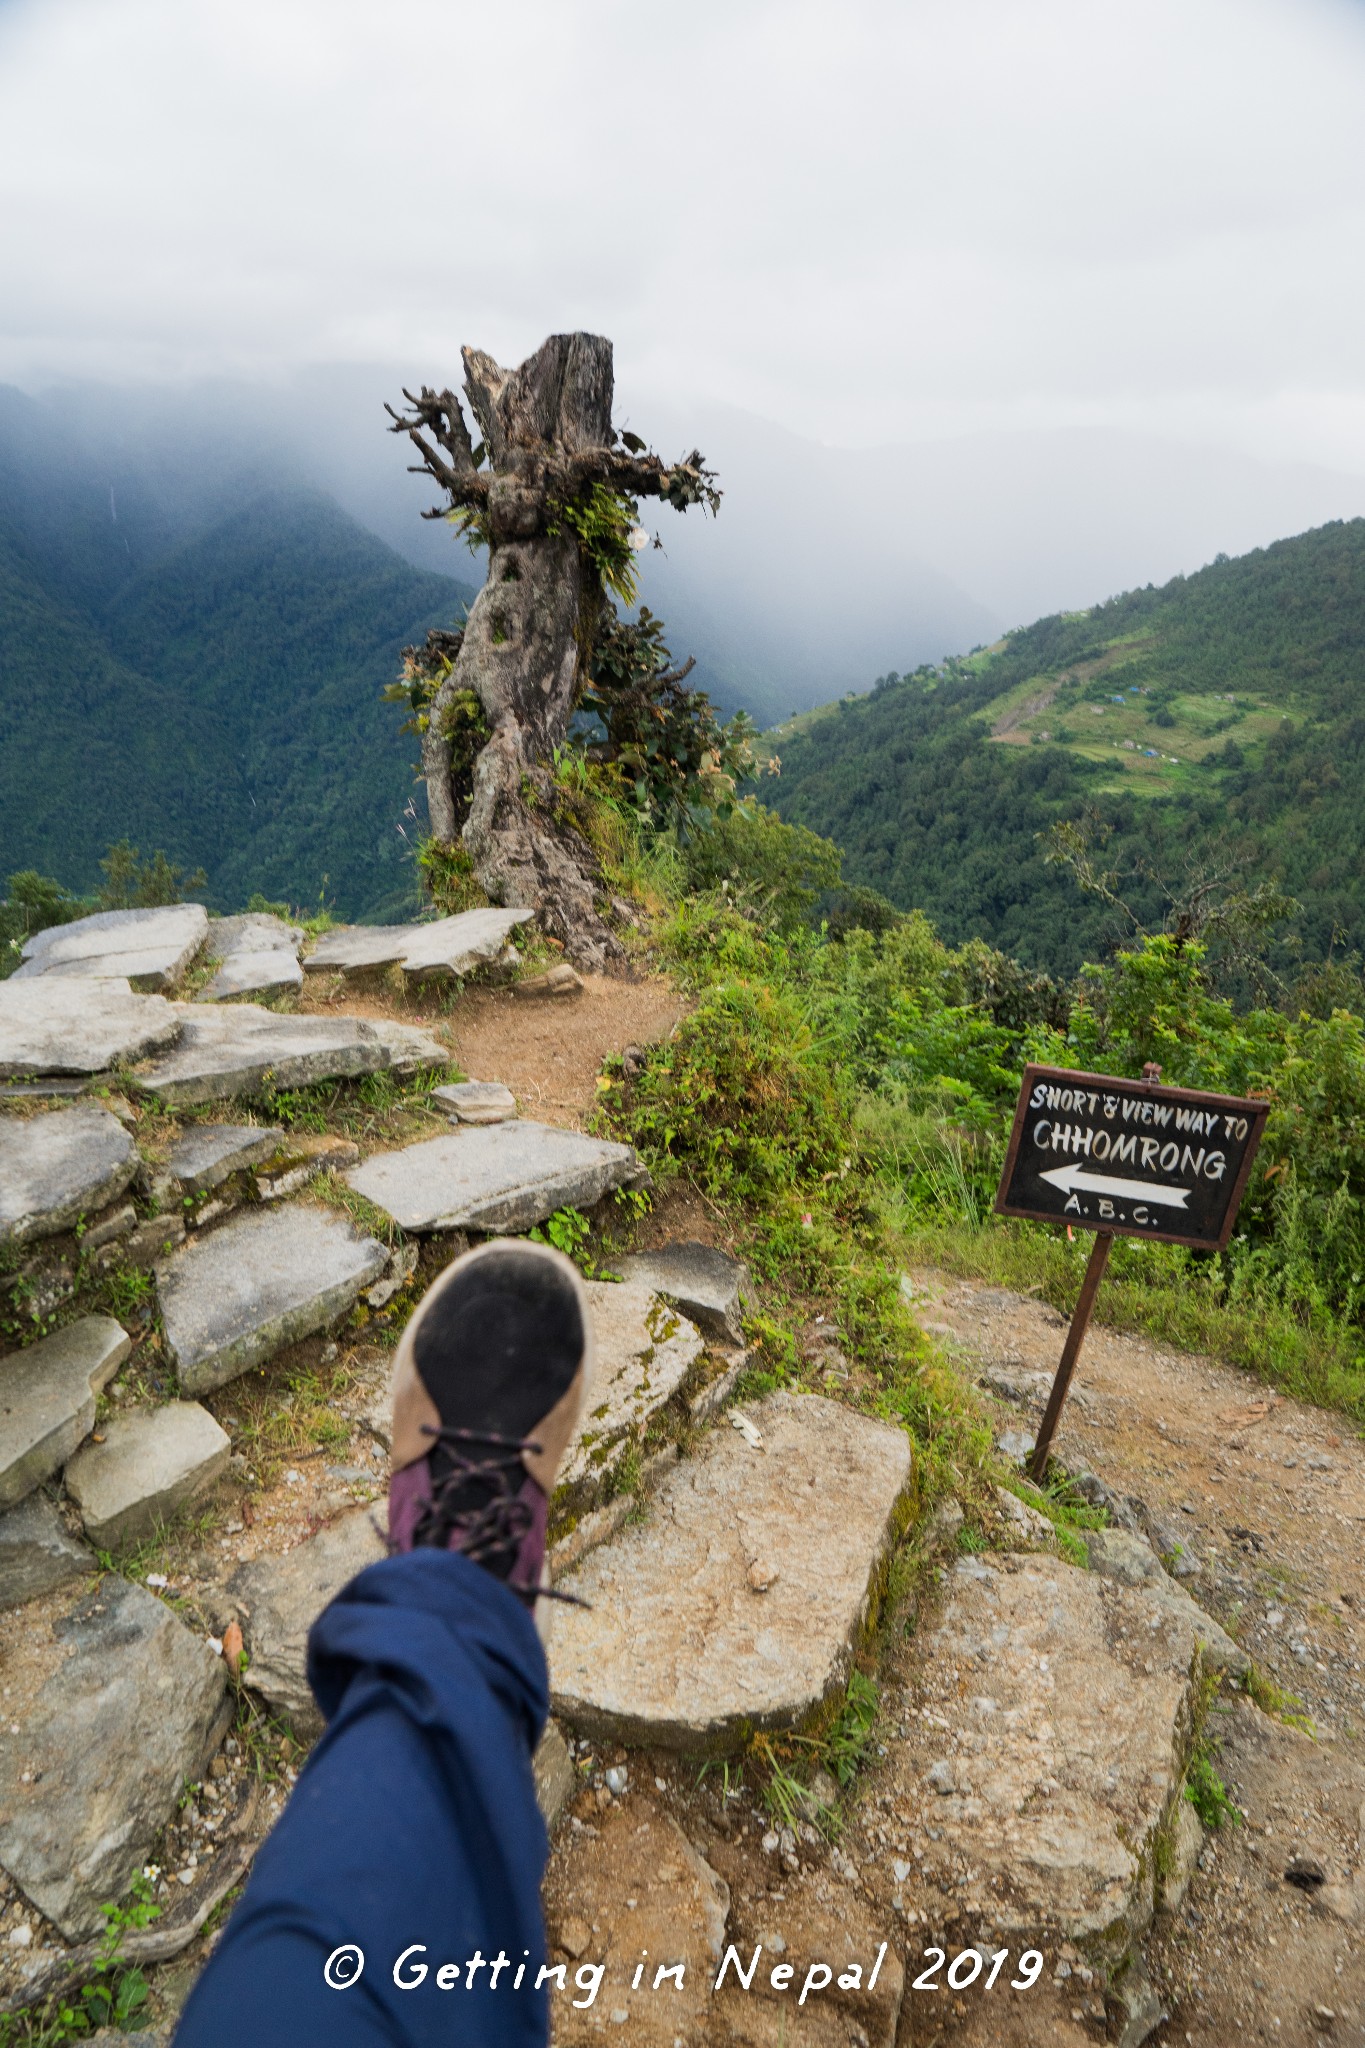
[385,386,489,515]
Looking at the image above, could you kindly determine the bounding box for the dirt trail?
[895,1271,1365,2047]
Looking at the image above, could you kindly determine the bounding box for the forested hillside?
[0,389,472,919]
[766,519,1365,977]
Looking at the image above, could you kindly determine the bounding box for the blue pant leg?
[173,1550,552,2048]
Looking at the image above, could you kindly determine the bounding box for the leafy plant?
[528,1207,594,1272]
[1185,1752,1241,1831]
[576,606,757,829]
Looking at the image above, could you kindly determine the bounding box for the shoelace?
[407,1425,588,1607]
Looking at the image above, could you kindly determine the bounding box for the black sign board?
[995,1064,1269,1252]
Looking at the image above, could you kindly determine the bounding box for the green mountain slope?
[0,486,472,919]
[766,520,1365,978]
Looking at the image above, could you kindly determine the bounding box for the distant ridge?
[766,519,1365,978]
[0,386,472,917]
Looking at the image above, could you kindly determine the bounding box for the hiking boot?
[387,1239,591,1617]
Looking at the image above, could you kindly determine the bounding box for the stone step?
[14,905,209,992]
[0,1103,139,1248]
[0,977,182,1078]
[559,1281,704,1504]
[549,1392,914,1751]
[883,1550,1204,1961]
[229,1507,386,1734]
[304,907,533,983]
[228,1507,569,1824]
[0,1574,228,1939]
[197,914,305,1002]
[156,1205,387,1394]
[131,1004,445,1107]
[0,1316,132,1510]
[198,950,303,1003]
[347,1119,643,1233]
[165,1123,284,1194]
[0,1493,94,1610]
[64,1401,231,1549]
[614,1240,753,1346]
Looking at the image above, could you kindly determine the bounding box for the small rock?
[614,1240,754,1346]
[994,1484,1054,1543]
[604,1765,629,1796]
[253,1134,361,1200]
[365,1243,418,1309]
[534,1720,576,1833]
[924,1497,965,1551]
[557,1915,591,1960]
[1107,1957,1167,2048]
[80,1202,138,1253]
[430,1080,517,1125]
[513,964,583,1000]
[124,1213,186,1267]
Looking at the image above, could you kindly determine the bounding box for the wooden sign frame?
[994,1063,1270,1252]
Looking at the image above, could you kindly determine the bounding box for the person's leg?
[173,1242,591,2048]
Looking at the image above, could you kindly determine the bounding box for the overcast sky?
[2,0,1365,473]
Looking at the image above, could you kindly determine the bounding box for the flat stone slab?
[0,1104,139,1246]
[165,1122,284,1194]
[157,1204,387,1393]
[64,1400,231,1549]
[305,907,533,983]
[0,1494,93,1611]
[16,905,209,992]
[549,1392,912,1750]
[198,948,303,1002]
[347,1120,642,1233]
[0,977,183,1079]
[205,913,305,957]
[132,1003,423,1106]
[231,1508,388,1735]
[431,1080,517,1124]
[884,1552,1200,1959]
[559,1282,704,1499]
[0,1574,227,1938]
[616,1240,753,1345]
[364,1018,449,1075]
[0,1316,131,1510]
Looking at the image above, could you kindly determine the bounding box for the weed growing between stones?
[0,1874,159,2047]
[1185,1751,1241,1831]
[1242,1662,1316,1736]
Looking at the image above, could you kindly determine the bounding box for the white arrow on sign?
[1038,1163,1190,1209]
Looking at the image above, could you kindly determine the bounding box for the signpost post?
[994,1061,1268,1482]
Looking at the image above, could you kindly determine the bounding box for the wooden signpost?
[994,1062,1269,1481]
